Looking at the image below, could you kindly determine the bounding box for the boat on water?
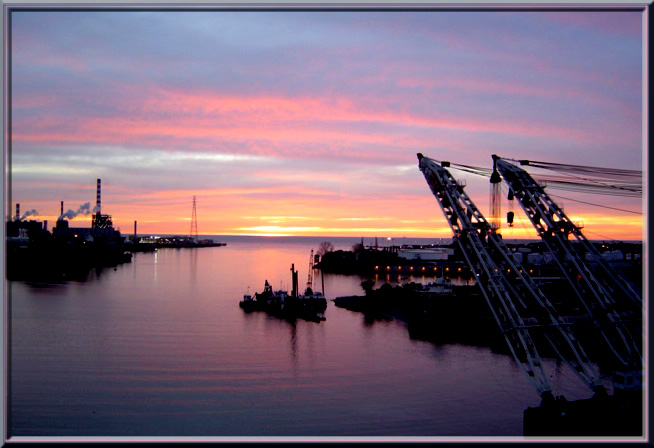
[238,262,326,321]
[417,276,454,296]
[295,286,327,316]
[239,281,290,311]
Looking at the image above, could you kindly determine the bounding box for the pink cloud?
[11,86,635,160]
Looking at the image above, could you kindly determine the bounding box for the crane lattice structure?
[306,249,315,293]
[417,153,604,401]
[491,156,642,390]
[190,196,198,241]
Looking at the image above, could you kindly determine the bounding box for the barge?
[239,264,327,322]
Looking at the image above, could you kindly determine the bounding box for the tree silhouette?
[317,241,334,257]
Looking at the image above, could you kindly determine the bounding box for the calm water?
[8,236,603,439]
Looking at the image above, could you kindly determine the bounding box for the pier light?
[529,269,533,274]
[410,266,414,271]
[445,267,449,272]
[386,266,390,270]
[421,267,425,271]
[507,269,511,273]
[433,267,437,271]
[375,266,379,270]
[457,268,461,272]
[398,266,402,271]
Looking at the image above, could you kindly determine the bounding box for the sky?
[7,8,646,240]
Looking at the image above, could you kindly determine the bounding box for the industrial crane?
[491,155,642,392]
[306,249,315,294]
[416,153,605,402]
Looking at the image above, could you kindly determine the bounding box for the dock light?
[375,266,379,270]
[445,268,449,272]
[507,269,511,273]
[386,266,390,270]
[457,268,461,272]
[398,266,402,271]
[529,269,533,274]
[421,267,425,271]
[410,267,414,271]
[433,267,437,271]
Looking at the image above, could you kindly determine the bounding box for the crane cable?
[547,193,642,215]
[501,158,642,196]
[445,161,642,212]
[503,158,642,180]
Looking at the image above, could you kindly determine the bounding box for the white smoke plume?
[59,202,96,220]
[20,209,39,220]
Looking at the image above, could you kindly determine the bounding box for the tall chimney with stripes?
[96,179,102,216]
[15,203,20,221]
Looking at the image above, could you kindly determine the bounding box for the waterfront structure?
[417,153,642,436]
[397,246,453,261]
[492,155,642,392]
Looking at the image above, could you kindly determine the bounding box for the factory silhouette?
[6,178,224,281]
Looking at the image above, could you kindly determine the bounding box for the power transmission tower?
[190,196,198,240]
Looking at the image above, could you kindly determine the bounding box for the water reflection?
[9,237,599,437]
[190,248,198,282]
[288,321,297,373]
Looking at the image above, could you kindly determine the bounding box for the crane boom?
[492,156,642,389]
[417,153,604,400]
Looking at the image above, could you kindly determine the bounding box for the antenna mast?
[190,196,198,240]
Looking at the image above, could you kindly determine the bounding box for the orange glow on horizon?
[27,207,642,241]
[13,183,643,241]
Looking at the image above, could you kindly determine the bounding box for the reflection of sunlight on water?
[153,250,158,283]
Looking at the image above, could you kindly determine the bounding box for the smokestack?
[96,179,101,215]
[134,220,137,239]
[15,203,20,221]
[60,201,64,217]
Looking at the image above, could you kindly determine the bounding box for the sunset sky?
[7,8,646,240]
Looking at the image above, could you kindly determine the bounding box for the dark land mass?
[6,238,132,282]
[130,236,226,250]
[334,282,499,345]
[333,278,641,371]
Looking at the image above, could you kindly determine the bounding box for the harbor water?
[8,236,604,438]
